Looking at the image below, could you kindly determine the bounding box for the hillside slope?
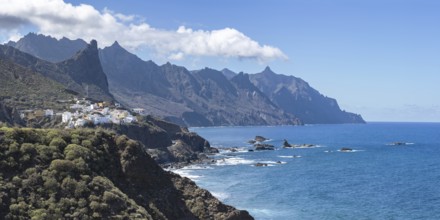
[0,127,253,219]
[0,41,113,102]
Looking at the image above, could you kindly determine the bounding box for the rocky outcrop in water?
[254,143,275,150]
[282,139,292,148]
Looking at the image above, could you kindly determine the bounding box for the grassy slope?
[0,59,74,111]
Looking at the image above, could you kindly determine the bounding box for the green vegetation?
[0,59,74,111]
[0,127,252,220]
[0,127,152,219]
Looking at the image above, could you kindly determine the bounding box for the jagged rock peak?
[111,41,122,48]
[262,66,275,74]
[89,39,98,49]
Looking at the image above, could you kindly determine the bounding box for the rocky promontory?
[106,115,218,164]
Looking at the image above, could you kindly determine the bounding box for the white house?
[123,115,137,124]
[101,107,110,115]
[44,109,54,117]
[70,103,83,110]
[132,108,145,114]
[74,119,87,127]
[62,112,72,123]
[90,113,110,125]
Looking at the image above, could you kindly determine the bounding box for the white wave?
[211,191,230,201]
[180,165,213,170]
[386,142,415,146]
[215,157,256,166]
[278,155,302,158]
[337,149,364,153]
[218,147,250,153]
[261,160,287,164]
[295,144,323,148]
[171,169,203,180]
[248,208,277,216]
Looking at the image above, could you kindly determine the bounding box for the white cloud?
[0,0,288,62]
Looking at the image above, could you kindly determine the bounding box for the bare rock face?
[249,67,365,124]
[254,143,275,151]
[254,135,268,142]
[107,116,217,164]
[57,40,113,101]
[282,139,292,148]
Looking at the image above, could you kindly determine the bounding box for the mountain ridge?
[5,34,365,125]
[6,32,87,63]
[249,68,365,124]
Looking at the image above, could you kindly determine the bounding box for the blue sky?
[1,0,439,122]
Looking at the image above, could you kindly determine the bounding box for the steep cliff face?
[99,41,170,97]
[0,127,253,219]
[58,40,112,101]
[98,42,301,126]
[249,67,365,124]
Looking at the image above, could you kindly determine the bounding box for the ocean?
[173,123,440,220]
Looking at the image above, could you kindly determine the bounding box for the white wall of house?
[62,112,72,123]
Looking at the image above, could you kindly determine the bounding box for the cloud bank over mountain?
[0,0,287,62]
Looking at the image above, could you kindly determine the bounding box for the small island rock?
[391,142,406,146]
[340,147,353,152]
[254,143,275,150]
[282,139,292,148]
[255,163,268,167]
[255,135,268,142]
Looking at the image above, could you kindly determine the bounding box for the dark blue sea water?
[175,123,440,220]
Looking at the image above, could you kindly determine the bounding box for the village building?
[132,108,145,114]
[62,112,72,123]
[44,109,54,117]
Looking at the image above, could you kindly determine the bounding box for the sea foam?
[215,157,256,166]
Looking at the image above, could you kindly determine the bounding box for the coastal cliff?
[0,127,253,219]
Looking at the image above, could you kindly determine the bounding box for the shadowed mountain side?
[0,59,76,126]
[249,67,365,124]
[0,41,113,102]
[99,42,301,126]
[6,33,87,63]
[221,68,237,79]
[58,40,111,101]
